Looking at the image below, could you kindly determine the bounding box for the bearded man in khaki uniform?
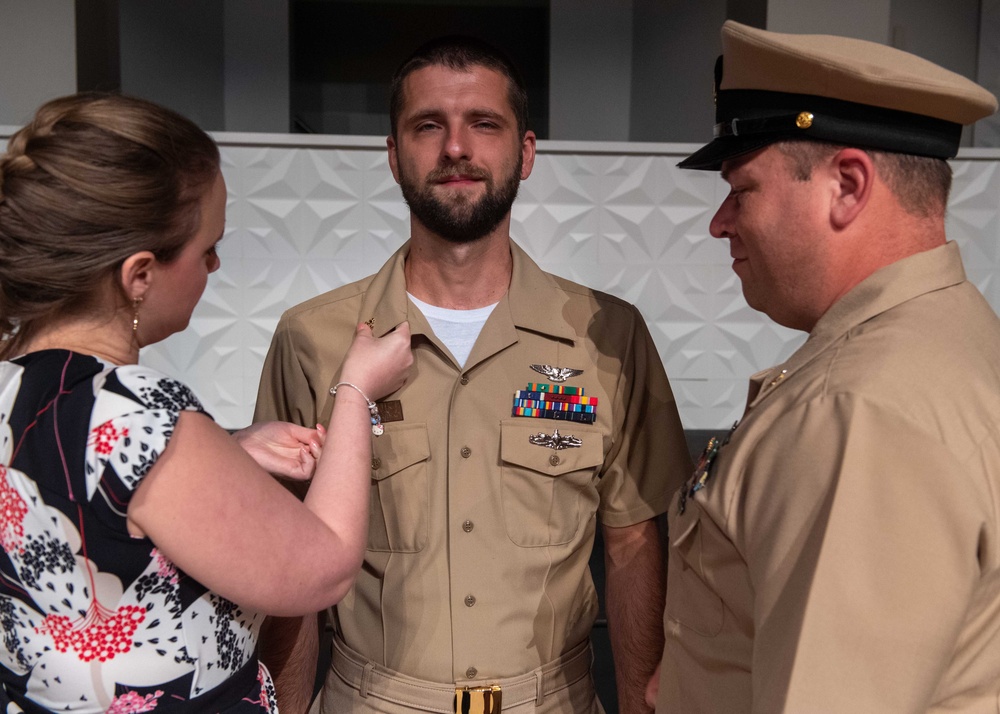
[254,36,691,714]
[651,20,1000,714]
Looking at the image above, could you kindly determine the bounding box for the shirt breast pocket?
[665,499,724,636]
[368,422,430,553]
[500,420,604,547]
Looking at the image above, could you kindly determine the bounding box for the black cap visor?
[679,89,963,171]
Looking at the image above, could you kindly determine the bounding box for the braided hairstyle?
[0,93,220,359]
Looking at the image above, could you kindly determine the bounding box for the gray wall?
[629,0,727,143]
[549,0,634,140]
[980,0,1000,145]
[768,0,891,40]
[0,1,997,142]
[119,1,225,130]
[222,0,289,132]
[0,0,76,127]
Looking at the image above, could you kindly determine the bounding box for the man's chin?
[431,186,481,208]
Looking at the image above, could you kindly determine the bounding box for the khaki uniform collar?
[357,243,411,338]
[504,240,579,343]
[357,239,578,367]
[747,241,966,406]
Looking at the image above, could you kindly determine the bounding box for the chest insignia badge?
[530,364,583,383]
[529,429,582,450]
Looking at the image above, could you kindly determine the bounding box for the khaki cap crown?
[722,21,996,124]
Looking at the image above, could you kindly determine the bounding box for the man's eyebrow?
[467,108,507,121]
[405,109,443,124]
[404,107,509,124]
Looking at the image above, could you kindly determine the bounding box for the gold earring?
[132,297,142,337]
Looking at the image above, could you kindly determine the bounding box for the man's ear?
[120,251,157,302]
[829,148,874,229]
[387,135,401,184]
[520,130,537,180]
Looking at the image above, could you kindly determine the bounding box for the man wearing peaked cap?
[653,20,1000,714]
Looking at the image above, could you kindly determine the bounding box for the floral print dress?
[0,350,278,713]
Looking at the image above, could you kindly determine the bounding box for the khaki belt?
[331,635,593,713]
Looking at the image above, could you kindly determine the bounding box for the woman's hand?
[232,421,325,480]
[339,321,413,402]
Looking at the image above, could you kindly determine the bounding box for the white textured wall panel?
[2,131,998,429]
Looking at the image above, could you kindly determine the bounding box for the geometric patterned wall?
[3,131,999,428]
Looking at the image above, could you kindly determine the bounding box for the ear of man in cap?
[680,20,998,171]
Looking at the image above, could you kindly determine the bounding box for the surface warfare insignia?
[529,429,582,450]
[529,364,583,383]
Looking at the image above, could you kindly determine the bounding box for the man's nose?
[709,196,735,239]
[442,125,471,162]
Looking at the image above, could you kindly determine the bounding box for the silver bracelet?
[330,382,383,436]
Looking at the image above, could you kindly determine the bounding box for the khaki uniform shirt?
[657,242,1000,713]
[255,240,690,682]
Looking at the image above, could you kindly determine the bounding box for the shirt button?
[466,667,478,679]
[462,520,474,533]
[460,446,472,458]
[549,454,561,466]
[465,594,476,607]
[371,457,382,470]
[460,376,469,385]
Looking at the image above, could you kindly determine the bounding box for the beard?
[398,156,522,244]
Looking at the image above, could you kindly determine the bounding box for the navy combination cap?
[679,21,999,171]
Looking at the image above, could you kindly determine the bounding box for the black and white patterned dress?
[0,350,278,713]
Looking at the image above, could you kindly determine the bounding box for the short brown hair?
[775,139,952,217]
[0,92,220,359]
[389,35,529,140]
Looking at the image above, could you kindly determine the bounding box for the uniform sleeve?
[738,394,994,713]
[597,304,692,527]
[254,315,319,428]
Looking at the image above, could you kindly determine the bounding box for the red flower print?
[90,420,129,456]
[151,548,179,585]
[106,689,164,713]
[35,600,146,662]
[243,663,278,712]
[0,465,28,554]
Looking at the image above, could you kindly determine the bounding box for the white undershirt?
[407,292,498,367]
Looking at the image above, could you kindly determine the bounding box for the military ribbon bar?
[512,406,596,423]
[525,383,584,395]
[514,390,598,406]
[513,398,596,414]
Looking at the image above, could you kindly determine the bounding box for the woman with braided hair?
[0,93,411,712]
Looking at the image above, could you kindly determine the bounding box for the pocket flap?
[500,420,603,476]
[371,422,430,480]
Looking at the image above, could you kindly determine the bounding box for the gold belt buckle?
[454,684,502,714]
